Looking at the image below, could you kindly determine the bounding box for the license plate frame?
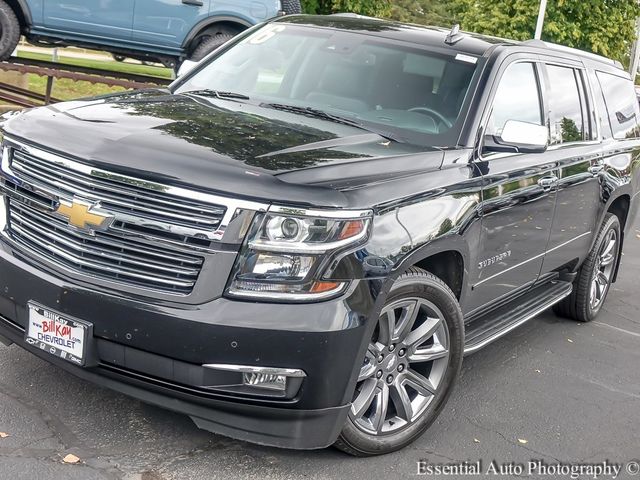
[25,303,91,366]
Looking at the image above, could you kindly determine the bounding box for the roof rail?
[330,13,380,21]
[522,39,545,48]
[522,39,622,68]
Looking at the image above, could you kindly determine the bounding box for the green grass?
[12,50,174,103]
[17,50,173,78]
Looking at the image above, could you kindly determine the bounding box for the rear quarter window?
[596,71,640,139]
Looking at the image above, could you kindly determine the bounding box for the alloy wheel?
[350,297,450,435]
[589,228,618,310]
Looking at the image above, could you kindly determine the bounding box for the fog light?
[243,372,287,391]
[203,364,306,397]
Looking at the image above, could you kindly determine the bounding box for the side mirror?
[483,120,548,154]
[177,59,200,77]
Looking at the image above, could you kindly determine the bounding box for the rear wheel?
[334,268,464,456]
[554,213,621,322]
[0,0,20,61]
[281,0,302,14]
[189,27,237,62]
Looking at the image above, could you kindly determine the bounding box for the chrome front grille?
[0,140,267,296]
[8,201,203,293]
[11,147,227,237]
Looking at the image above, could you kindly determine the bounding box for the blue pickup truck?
[0,0,300,67]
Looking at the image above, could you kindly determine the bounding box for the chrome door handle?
[588,164,605,176]
[538,176,558,191]
[182,0,204,5]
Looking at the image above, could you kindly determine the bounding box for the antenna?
[445,24,464,45]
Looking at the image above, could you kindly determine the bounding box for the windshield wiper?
[262,103,404,143]
[183,89,250,101]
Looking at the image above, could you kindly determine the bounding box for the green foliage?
[300,0,391,16]
[300,0,322,14]
[450,0,640,63]
[301,0,640,64]
[560,117,582,143]
[386,0,454,27]
[301,0,451,24]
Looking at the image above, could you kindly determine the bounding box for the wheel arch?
[607,194,631,231]
[183,16,252,52]
[387,235,470,303]
[339,235,470,410]
[605,192,632,283]
[5,0,31,31]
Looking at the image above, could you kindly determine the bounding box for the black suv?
[0,15,638,456]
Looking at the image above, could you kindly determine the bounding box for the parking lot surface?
[1,216,640,480]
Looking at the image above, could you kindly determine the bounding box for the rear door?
[467,58,558,314]
[539,59,606,274]
[132,0,212,48]
[43,0,135,41]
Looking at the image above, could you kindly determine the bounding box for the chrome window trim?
[476,59,602,161]
[475,59,547,163]
[581,67,602,142]
[542,62,593,146]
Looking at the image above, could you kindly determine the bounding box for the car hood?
[3,89,445,208]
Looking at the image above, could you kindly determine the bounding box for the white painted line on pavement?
[593,321,640,338]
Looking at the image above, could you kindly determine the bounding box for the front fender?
[328,165,483,312]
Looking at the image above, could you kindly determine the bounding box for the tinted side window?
[486,62,542,137]
[596,71,640,139]
[588,69,613,139]
[546,65,585,144]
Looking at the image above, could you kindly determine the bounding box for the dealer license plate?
[25,303,89,366]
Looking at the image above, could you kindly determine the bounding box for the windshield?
[175,23,479,146]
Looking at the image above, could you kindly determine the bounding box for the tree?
[450,0,640,63]
[301,0,391,16]
[386,0,454,27]
[559,117,582,143]
[301,0,452,24]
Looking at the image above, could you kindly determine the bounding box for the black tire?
[281,0,302,14]
[112,54,126,62]
[334,267,464,456]
[189,32,235,62]
[0,0,20,62]
[554,213,621,322]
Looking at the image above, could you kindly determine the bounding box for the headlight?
[227,206,372,301]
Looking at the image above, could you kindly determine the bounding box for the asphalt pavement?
[1,216,640,480]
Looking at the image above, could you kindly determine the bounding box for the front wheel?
[334,268,464,456]
[0,0,20,61]
[281,0,302,14]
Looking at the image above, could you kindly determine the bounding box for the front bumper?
[0,245,378,449]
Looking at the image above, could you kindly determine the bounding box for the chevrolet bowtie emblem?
[55,198,113,233]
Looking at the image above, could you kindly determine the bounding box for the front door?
[43,0,135,41]
[467,60,557,314]
[132,0,213,48]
